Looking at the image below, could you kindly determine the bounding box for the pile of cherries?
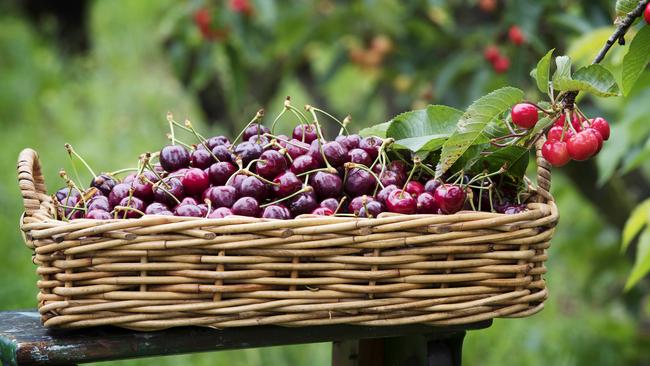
[54,117,526,220]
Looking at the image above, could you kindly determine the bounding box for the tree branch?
[563,0,649,109]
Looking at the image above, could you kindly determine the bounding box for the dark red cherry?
[117,196,144,218]
[249,134,270,145]
[387,161,407,177]
[197,203,208,217]
[272,171,302,198]
[179,197,198,206]
[208,162,237,186]
[348,148,372,166]
[55,186,80,202]
[349,195,375,215]
[262,204,291,220]
[174,204,203,217]
[85,209,112,220]
[243,123,270,141]
[145,202,170,215]
[208,207,233,218]
[227,174,247,191]
[292,124,318,143]
[424,179,442,193]
[322,141,349,167]
[433,184,466,214]
[290,155,320,175]
[359,136,383,160]
[285,139,310,159]
[377,184,398,204]
[256,150,287,179]
[344,168,377,197]
[238,176,268,202]
[405,181,425,198]
[234,141,263,167]
[417,192,439,214]
[320,198,342,213]
[205,135,231,149]
[59,195,82,219]
[335,134,361,150]
[153,177,185,207]
[108,183,132,209]
[181,168,210,196]
[231,197,261,217]
[203,186,238,208]
[90,174,117,196]
[191,149,215,170]
[288,190,318,216]
[358,201,385,218]
[160,145,190,172]
[310,172,343,199]
[211,145,236,164]
[87,195,110,212]
[275,135,290,148]
[503,204,526,215]
[311,207,334,216]
[130,173,155,202]
[379,170,404,187]
[386,190,417,214]
[307,140,324,164]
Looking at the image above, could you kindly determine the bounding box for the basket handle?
[17,148,53,221]
[534,137,552,203]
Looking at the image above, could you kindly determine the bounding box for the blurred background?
[1,0,650,365]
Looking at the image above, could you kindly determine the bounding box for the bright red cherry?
[404,181,425,198]
[508,25,525,45]
[645,3,650,24]
[483,45,500,62]
[541,140,571,167]
[590,117,610,140]
[585,128,603,154]
[433,184,466,214]
[492,56,510,73]
[272,171,302,198]
[181,168,210,196]
[546,126,572,142]
[511,103,539,129]
[386,190,417,214]
[566,130,599,161]
[554,113,583,132]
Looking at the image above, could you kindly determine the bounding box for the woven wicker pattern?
[17,143,557,330]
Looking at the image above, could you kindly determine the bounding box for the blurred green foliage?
[1,0,649,365]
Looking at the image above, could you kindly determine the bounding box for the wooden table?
[0,311,491,365]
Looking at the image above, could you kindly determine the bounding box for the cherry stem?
[306,105,335,171]
[144,161,171,189]
[184,119,221,162]
[311,107,350,135]
[522,101,553,115]
[113,205,145,219]
[401,158,420,192]
[296,167,337,177]
[338,115,351,136]
[166,134,194,150]
[166,112,177,146]
[334,196,348,215]
[231,109,265,147]
[110,167,139,176]
[264,133,309,151]
[270,99,289,134]
[565,110,578,134]
[65,143,97,180]
[59,169,87,209]
[204,198,212,218]
[284,98,310,125]
[344,163,385,189]
[260,186,313,208]
[575,107,590,127]
[152,181,181,205]
[369,138,395,169]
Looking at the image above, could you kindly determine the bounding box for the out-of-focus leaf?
[436,87,524,177]
[625,227,650,290]
[622,199,650,252]
[620,138,650,174]
[386,105,462,152]
[616,0,639,19]
[531,49,555,94]
[568,27,616,65]
[359,121,390,138]
[622,26,650,96]
[531,117,554,137]
[554,64,620,97]
[596,125,629,186]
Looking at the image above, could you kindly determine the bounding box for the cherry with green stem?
[231,109,265,147]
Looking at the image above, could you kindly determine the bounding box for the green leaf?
[625,227,650,290]
[554,64,620,97]
[616,0,638,18]
[436,87,524,177]
[359,121,390,138]
[622,26,650,96]
[552,56,572,85]
[622,199,650,252]
[473,146,530,180]
[386,105,463,152]
[531,117,554,137]
[532,49,554,94]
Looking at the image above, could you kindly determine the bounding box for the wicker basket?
[17,142,557,330]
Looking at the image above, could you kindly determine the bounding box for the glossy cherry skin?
[211,145,236,164]
[179,197,199,206]
[310,172,343,199]
[387,161,407,177]
[227,174,248,192]
[55,187,80,202]
[590,117,610,140]
[108,183,132,209]
[231,197,261,217]
[190,149,215,170]
[160,145,190,172]
[377,184,398,204]
[85,209,112,220]
[90,174,117,196]
[379,170,404,187]
[256,150,287,179]
[405,181,425,198]
[174,204,203,217]
[386,190,417,214]
[417,192,439,214]
[205,135,230,149]
[424,179,441,194]
[153,177,185,207]
[311,207,334,216]
[130,172,156,202]
[238,176,269,202]
[645,2,650,24]
[290,155,320,175]
[345,168,377,197]
[208,162,237,186]
[243,123,270,141]
[349,195,375,215]
[433,184,466,214]
[322,141,349,167]
[249,134,269,145]
[320,198,342,213]
[554,113,583,132]
[262,205,291,220]
[87,196,110,212]
[117,196,145,218]
[234,141,263,167]
[542,141,570,167]
[546,126,572,142]
[145,202,170,215]
[586,128,603,154]
[566,130,599,161]
[335,134,361,150]
[288,191,319,217]
[203,186,238,208]
[272,171,302,198]
[359,136,382,160]
[348,148,372,166]
[59,195,82,219]
[358,201,385,218]
[292,124,318,143]
[208,207,233,218]
[285,139,310,159]
[181,168,210,196]
[511,103,538,129]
